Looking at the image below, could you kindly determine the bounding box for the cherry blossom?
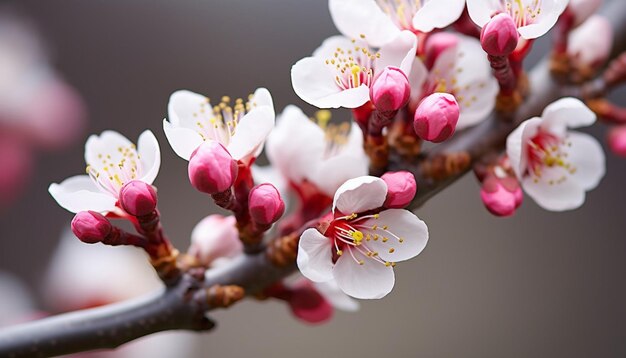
[329,0,467,47]
[506,98,605,211]
[163,88,274,163]
[297,176,428,299]
[467,0,569,39]
[410,34,498,129]
[48,130,161,214]
[264,105,368,197]
[188,214,243,267]
[291,31,417,109]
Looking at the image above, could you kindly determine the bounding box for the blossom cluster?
[45,0,616,330]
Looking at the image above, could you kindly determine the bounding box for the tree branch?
[1,1,626,357]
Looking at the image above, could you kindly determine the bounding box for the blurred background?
[1,0,626,357]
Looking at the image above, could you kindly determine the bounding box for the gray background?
[1,1,626,357]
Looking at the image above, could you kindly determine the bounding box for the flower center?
[191,95,259,145]
[505,0,542,28]
[328,212,404,268]
[526,130,576,184]
[312,110,352,159]
[425,50,487,109]
[376,0,423,31]
[324,39,379,90]
[86,143,142,196]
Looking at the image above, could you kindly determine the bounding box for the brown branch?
[1,1,625,357]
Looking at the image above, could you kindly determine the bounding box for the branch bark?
[1,1,626,357]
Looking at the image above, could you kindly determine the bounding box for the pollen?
[351,230,364,243]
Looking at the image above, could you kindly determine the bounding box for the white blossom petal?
[408,57,428,104]
[360,209,428,262]
[297,229,334,283]
[412,0,466,32]
[333,249,395,299]
[266,105,325,183]
[48,175,117,214]
[541,97,596,135]
[312,154,369,197]
[565,132,606,191]
[250,87,275,116]
[291,56,370,109]
[167,90,208,127]
[376,31,418,76]
[84,130,133,168]
[521,166,585,211]
[329,0,401,47]
[162,118,204,161]
[568,15,612,69]
[466,0,501,28]
[137,130,160,185]
[313,279,360,312]
[189,215,242,265]
[227,106,275,160]
[333,176,388,214]
[507,117,542,179]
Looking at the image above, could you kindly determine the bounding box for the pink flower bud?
[424,32,459,69]
[119,180,157,217]
[480,176,523,217]
[608,125,626,157]
[413,93,460,143]
[188,141,238,195]
[288,281,333,324]
[381,171,417,208]
[71,211,112,244]
[480,13,519,56]
[369,66,410,113]
[248,183,285,225]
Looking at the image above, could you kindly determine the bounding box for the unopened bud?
[188,141,238,195]
[480,13,519,56]
[71,211,112,244]
[608,125,626,157]
[288,281,333,324]
[381,171,417,208]
[248,183,285,225]
[413,93,460,143]
[189,215,242,266]
[424,32,459,69]
[119,180,157,216]
[569,0,603,26]
[568,15,612,70]
[370,66,410,113]
[480,175,523,217]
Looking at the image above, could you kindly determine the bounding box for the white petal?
[312,154,369,197]
[333,176,388,214]
[266,105,325,183]
[228,106,275,160]
[453,36,499,129]
[517,0,565,39]
[48,175,117,213]
[251,165,287,196]
[376,31,418,76]
[541,97,596,135]
[313,279,360,312]
[360,209,428,262]
[137,130,160,184]
[466,0,502,28]
[84,130,133,168]
[412,0,466,32]
[565,132,606,191]
[522,166,585,211]
[408,57,427,104]
[162,119,204,161]
[506,117,542,179]
[250,87,274,116]
[329,0,401,47]
[297,229,334,283]
[167,90,208,127]
[291,56,370,109]
[333,249,395,299]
